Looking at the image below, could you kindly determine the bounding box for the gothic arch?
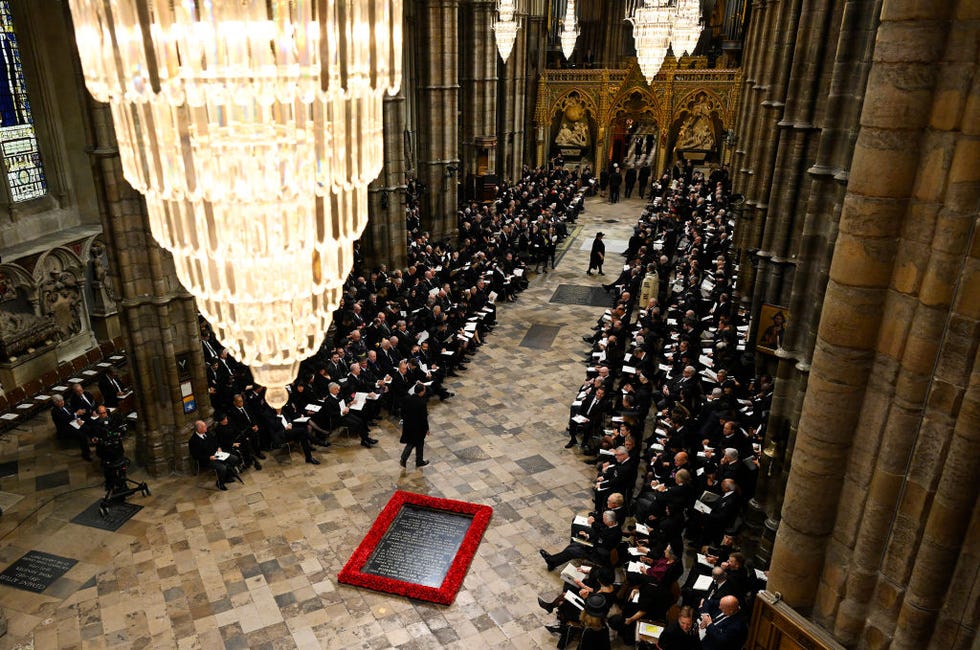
[547,88,600,125]
[669,90,726,161]
[0,263,36,303]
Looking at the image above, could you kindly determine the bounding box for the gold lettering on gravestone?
[363,505,473,588]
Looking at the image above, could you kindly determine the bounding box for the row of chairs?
[0,338,127,433]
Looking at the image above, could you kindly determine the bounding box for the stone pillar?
[365,91,409,270]
[499,4,533,182]
[85,98,210,476]
[768,12,980,650]
[417,0,460,239]
[460,0,498,182]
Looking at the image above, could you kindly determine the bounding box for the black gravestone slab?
[70,500,142,532]
[0,550,77,593]
[35,469,70,491]
[0,460,17,478]
[361,505,474,588]
[519,324,561,350]
[549,284,612,307]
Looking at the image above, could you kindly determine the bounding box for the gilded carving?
[535,58,742,169]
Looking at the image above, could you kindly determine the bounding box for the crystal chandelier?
[559,0,579,60]
[627,0,703,83]
[68,0,402,408]
[495,0,520,62]
[671,0,703,57]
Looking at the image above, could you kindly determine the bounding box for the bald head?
[719,595,740,616]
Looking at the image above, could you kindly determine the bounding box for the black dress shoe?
[538,596,556,613]
[253,461,262,470]
[399,458,407,467]
[216,481,228,491]
[255,451,267,460]
[361,440,375,448]
[564,441,576,449]
[305,456,321,465]
[366,437,379,444]
[539,549,555,571]
[546,624,562,635]
[416,460,430,467]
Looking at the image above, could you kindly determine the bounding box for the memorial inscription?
[362,505,473,588]
[0,550,77,593]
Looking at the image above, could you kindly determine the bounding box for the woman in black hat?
[578,593,612,650]
[588,232,606,275]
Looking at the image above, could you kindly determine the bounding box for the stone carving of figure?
[677,112,715,150]
[42,265,83,340]
[555,119,589,147]
[89,243,117,313]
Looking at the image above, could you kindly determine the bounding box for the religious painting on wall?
[756,303,788,355]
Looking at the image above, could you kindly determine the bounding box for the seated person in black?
[188,420,242,490]
[323,382,377,448]
[539,509,623,570]
[213,411,258,471]
[51,394,92,461]
[657,605,701,650]
[260,403,321,465]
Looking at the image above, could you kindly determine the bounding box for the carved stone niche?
[35,248,95,364]
[0,266,59,391]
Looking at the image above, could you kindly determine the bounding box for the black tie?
[240,407,250,423]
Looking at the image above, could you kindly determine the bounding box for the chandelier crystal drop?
[68,0,403,407]
[627,0,703,84]
[559,0,579,60]
[494,0,520,62]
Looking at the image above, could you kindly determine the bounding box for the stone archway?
[605,90,662,171]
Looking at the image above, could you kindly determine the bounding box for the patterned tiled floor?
[0,194,647,649]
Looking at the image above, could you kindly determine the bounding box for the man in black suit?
[624,165,637,198]
[69,382,97,418]
[213,411,258,471]
[188,420,241,490]
[51,394,91,461]
[98,368,127,408]
[227,394,265,468]
[699,595,748,650]
[608,165,623,203]
[261,404,321,465]
[324,382,377,448]
[567,385,608,449]
[539,510,623,570]
[399,383,430,468]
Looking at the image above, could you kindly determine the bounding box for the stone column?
[366,91,409,271]
[499,5,533,182]
[768,1,971,630]
[460,0,498,182]
[85,98,210,476]
[417,0,460,239]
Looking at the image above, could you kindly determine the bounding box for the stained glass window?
[0,0,45,202]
